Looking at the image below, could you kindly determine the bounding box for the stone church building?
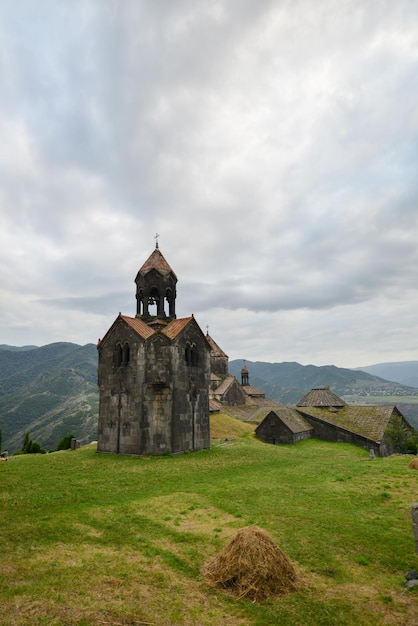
[97,244,210,456]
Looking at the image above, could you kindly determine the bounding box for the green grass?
[1,426,417,625]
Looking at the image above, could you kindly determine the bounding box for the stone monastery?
[97,243,416,458]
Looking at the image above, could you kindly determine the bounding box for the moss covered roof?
[255,407,313,434]
[296,404,397,442]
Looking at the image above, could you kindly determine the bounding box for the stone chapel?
[97,243,210,455]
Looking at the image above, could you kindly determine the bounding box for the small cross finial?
[154,232,160,248]
[206,324,209,335]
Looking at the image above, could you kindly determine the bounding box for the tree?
[22,431,31,454]
[21,432,46,454]
[385,415,415,454]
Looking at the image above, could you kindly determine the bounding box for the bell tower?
[135,238,177,322]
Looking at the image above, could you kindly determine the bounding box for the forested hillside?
[0,343,98,453]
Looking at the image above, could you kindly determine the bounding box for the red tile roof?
[138,248,177,278]
[162,317,193,340]
[120,315,155,340]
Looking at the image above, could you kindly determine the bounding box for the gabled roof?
[161,317,193,340]
[255,407,313,435]
[206,334,228,358]
[137,247,177,279]
[214,375,239,396]
[99,314,200,346]
[242,384,265,398]
[209,399,221,413]
[297,388,347,407]
[296,404,398,442]
[98,314,155,346]
[121,315,155,340]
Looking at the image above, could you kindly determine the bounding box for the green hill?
[0,343,98,453]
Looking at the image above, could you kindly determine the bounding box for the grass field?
[1,414,417,625]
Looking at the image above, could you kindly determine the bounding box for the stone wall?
[97,317,210,456]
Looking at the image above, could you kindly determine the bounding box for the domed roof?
[137,247,177,279]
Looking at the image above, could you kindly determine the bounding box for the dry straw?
[408,458,418,470]
[201,526,298,602]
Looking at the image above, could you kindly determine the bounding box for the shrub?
[30,441,45,454]
[21,432,46,454]
[55,433,75,451]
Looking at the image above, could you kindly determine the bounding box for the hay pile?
[408,458,418,470]
[201,526,298,602]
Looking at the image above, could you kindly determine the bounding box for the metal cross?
[154,232,160,248]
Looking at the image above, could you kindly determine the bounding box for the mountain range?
[355,361,418,388]
[0,342,98,454]
[0,343,417,453]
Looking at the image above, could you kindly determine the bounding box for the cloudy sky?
[1,0,417,368]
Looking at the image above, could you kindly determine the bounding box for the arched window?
[185,343,191,366]
[191,345,199,367]
[114,343,123,367]
[122,342,130,366]
[148,287,160,316]
[185,343,199,367]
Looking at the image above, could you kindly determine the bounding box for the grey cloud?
[1,0,418,366]
[41,293,132,317]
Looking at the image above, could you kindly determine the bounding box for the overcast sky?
[1,1,417,368]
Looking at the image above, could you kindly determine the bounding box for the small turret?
[241,360,249,386]
[135,239,177,322]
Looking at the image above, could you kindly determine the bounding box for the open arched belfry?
[97,242,210,455]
